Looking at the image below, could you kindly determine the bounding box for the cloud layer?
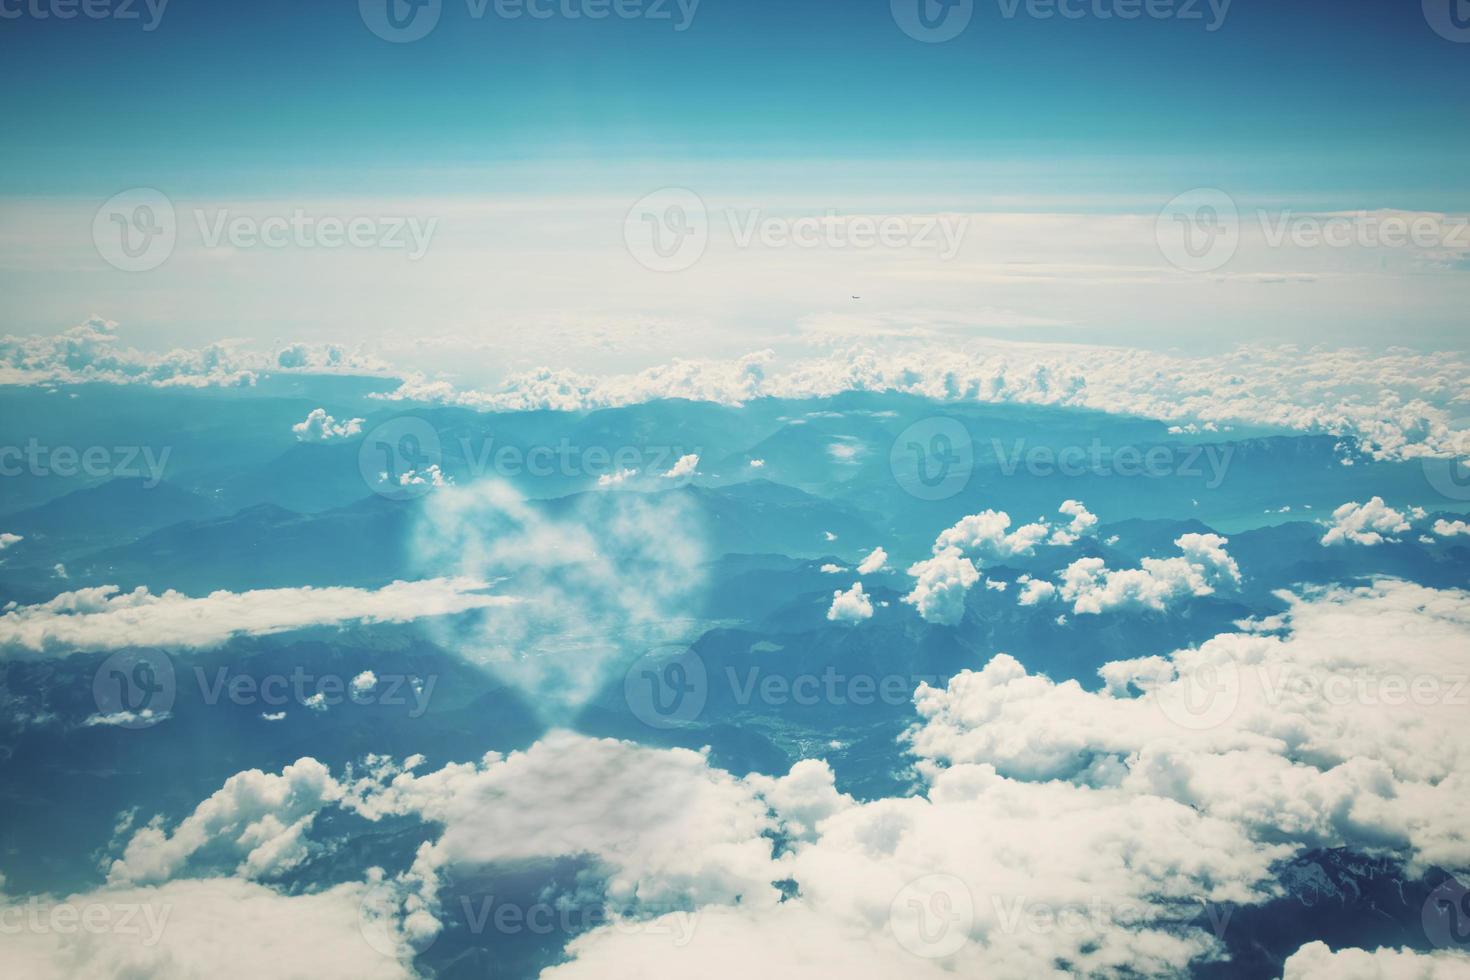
[7,321,1469,463]
[0,578,509,656]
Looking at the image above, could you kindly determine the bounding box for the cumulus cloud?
[907,579,1470,874]
[1322,497,1412,546]
[291,407,364,443]
[934,509,1051,560]
[397,464,450,489]
[0,532,21,551]
[0,578,509,656]
[0,318,389,390]
[597,467,637,487]
[1016,575,1057,606]
[826,582,874,623]
[544,903,956,980]
[368,337,1470,463]
[902,550,980,626]
[199,730,1271,978]
[903,505,1088,624]
[855,546,887,575]
[742,758,853,841]
[1056,533,1241,615]
[10,322,1470,464]
[661,453,700,479]
[86,608,1470,980]
[1433,519,1470,537]
[1281,941,1470,979]
[80,734,818,970]
[1050,499,1099,546]
[346,732,786,939]
[108,758,342,885]
[543,759,1279,979]
[0,877,413,980]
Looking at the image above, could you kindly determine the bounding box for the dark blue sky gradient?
[1,0,1467,204]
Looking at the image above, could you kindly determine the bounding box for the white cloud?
[902,550,980,626]
[748,458,765,468]
[291,407,364,443]
[819,563,844,574]
[0,578,509,657]
[348,732,786,925]
[903,506,1081,624]
[350,671,377,697]
[597,467,637,487]
[335,724,1279,978]
[1282,941,1470,979]
[661,453,700,479]
[826,582,873,624]
[1016,575,1057,606]
[545,903,955,980]
[84,709,170,728]
[855,546,887,575]
[545,761,1280,979]
[1056,533,1241,615]
[934,509,1051,560]
[1322,497,1412,546]
[907,579,1470,875]
[108,758,342,885]
[0,877,413,980]
[1434,518,1470,537]
[9,320,1470,465]
[742,759,853,842]
[0,318,389,390]
[92,602,1470,980]
[901,506,1230,622]
[1049,499,1098,546]
[368,335,1470,464]
[0,533,21,551]
[397,464,450,489]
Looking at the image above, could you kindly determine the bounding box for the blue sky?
[4,0,1467,202]
[1,0,1467,367]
